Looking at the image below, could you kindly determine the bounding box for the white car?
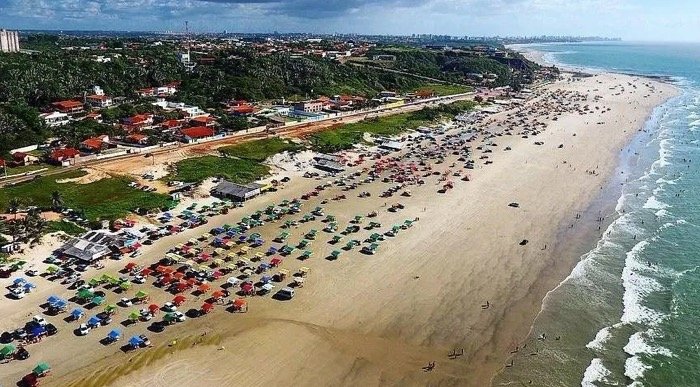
[9,288,25,299]
[78,323,90,336]
[174,311,186,322]
[32,315,48,326]
[139,309,152,321]
[162,302,177,312]
[119,298,133,307]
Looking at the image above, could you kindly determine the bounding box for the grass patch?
[168,156,270,184]
[4,163,56,176]
[219,138,303,162]
[46,220,86,236]
[309,100,476,153]
[416,83,473,96]
[0,170,173,221]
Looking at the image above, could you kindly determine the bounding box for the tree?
[51,191,64,211]
[7,197,21,219]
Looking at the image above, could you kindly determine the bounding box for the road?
[0,92,474,188]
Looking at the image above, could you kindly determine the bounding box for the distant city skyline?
[0,0,698,42]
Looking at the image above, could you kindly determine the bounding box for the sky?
[0,0,698,41]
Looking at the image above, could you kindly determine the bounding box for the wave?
[581,358,611,387]
[643,196,669,210]
[624,331,673,357]
[621,240,665,325]
[586,326,613,351]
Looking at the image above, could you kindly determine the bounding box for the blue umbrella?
[53,300,68,309]
[13,277,26,285]
[260,275,272,284]
[71,308,84,319]
[128,336,143,347]
[87,316,102,327]
[23,283,35,291]
[31,326,46,337]
[47,295,60,305]
[108,330,121,340]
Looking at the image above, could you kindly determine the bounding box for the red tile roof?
[50,148,80,161]
[180,126,215,139]
[52,100,84,111]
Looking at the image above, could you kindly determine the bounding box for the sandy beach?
[0,66,678,386]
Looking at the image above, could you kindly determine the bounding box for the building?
[49,148,80,166]
[52,100,85,115]
[313,158,345,173]
[60,230,123,263]
[293,101,324,113]
[80,135,111,153]
[179,126,215,143]
[40,112,70,127]
[11,152,39,166]
[372,55,396,61]
[211,181,264,202]
[0,29,20,53]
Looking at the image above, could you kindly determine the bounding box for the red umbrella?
[148,304,160,313]
[173,295,186,306]
[201,303,214,313]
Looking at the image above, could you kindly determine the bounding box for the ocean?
[495,42,700,387]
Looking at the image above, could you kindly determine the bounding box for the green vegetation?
[219,137,303,162]
[46,220,86,236]
[0,171,172,221]
[417,83,472,96]
[168,156,270,184]
[309,101,476,153]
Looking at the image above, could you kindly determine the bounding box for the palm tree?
[7,198,21,220]
[51,191,64,211]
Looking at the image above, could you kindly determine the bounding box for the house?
[52,100,85,115]
[179,126,215,143]
[125,134,149,145]
[80,135,110,153]
[121,114,154,132]
[190,116,217,127]
[86,94,113,108]
[293,101,324,113]
[40,111,70,127]
[11,152,39,166]
[85,112,103,123]
[136,87,156,97]
[211,181,264,202]
[60,230,124,262]
[313,158,345,173]
[162,119,184,131]
[49,148,80,166]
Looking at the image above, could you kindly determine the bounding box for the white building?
[40,112,70,127]
[0,29,20,53]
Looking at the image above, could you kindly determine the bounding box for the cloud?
[197,0,427,18]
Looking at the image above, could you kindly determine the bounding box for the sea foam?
[581,358,611,387]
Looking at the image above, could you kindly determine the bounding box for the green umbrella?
[0,344,16,357]
[128,311,140,321]
[134,290,148,299]
[163,312,176,322]
[91,296,105,305]
[105,304,118,313]
[45,266,59,274]
[33,362,51,375]
[77,289,94,299]
[119,281,132,290]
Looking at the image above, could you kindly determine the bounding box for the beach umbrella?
[128,311,140,321]
[128,336,143,347]
[119,281,132,290]
[47,295,60,305]
[201,303,214,313]
[91,296,105,305]
[32,362,51,376]
[108,329,122,341]
[31,326,46,338]
[260,275,273,284]
[0,344,16,358]
[233,298,247,311]
[45,266,59,274]
[134,290,149,299]
[88,316,102,327]
[173,295,187,305]
[71,308,85,319]
[12,277,26,286]
[104,304,118,314]
[77,289,94,299]
[148,304,160,313]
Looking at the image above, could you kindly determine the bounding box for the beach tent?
[0,344,16,358]
[173,295,187,306]
[128,311,140,321]
[33,362,51,376]
[201,303,214,314]
[233,298,248,312]
[128,336,144,348]
[88,316,102,327]
[107,329,122,341]
[77,289,94,300]
[30,326,46,338]
[71,308,85,320]
[134,290,149,300]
